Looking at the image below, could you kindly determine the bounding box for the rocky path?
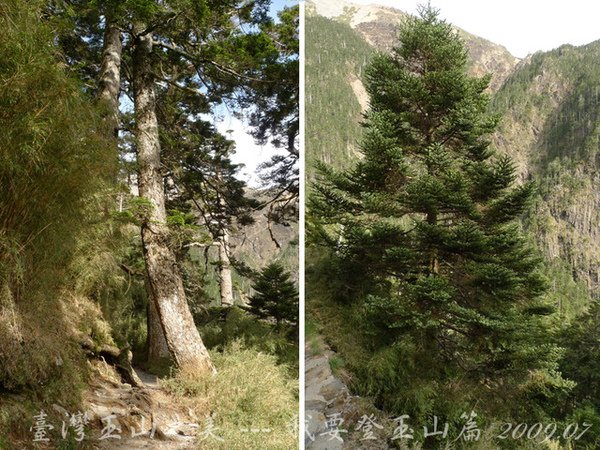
[305,340,353,449]
[77,361,201,449]
[134,367,161,390]
[305,338,391,450]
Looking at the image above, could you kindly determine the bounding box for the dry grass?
[164,340,298,449]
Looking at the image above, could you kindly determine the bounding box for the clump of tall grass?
[164,340,298,449]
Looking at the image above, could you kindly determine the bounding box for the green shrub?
[199,306,298,372]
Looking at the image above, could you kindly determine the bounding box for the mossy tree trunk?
[132,27,214,373]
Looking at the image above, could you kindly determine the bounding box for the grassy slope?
[165,341,298,450]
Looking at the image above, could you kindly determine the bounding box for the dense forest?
[0,0,298,448]
[307,3,600,449]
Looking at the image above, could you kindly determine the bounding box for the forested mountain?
[306,0,597,307]
[307,1,600,448]
[493,44,600,299]
[306,0,517,176]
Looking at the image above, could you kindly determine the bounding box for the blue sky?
[271,0,297,18]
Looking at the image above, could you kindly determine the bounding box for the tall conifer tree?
[311,5,568,421]
[49,0,296,373]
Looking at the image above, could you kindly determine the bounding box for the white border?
[298,0,306,448]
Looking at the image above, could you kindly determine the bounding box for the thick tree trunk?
[95,22,146,387]
[132,29,214,374]
[217,230,234,307]
[97,21,171,362]
[98,21,122,134]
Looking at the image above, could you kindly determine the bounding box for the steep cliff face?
[492,43,600,297]
[307,0,600,303]
[231,191,299,279]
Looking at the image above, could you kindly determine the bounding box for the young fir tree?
[249,263,298,330]
[311,5,569,423]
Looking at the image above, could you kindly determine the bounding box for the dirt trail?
[134,367,161,390]
[76,361,201,449]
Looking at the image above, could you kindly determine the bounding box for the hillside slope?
[492,43,600,299]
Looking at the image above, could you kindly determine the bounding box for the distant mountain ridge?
[307,0,519,91]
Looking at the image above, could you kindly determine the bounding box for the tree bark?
[98,21,122,135]
[97,20,171,363]
[217,229,234,307]
[132,28,214,374]
[215,170,234,307]
[147,287,170,362]
[95,20,149,386]
[427,211,440,275]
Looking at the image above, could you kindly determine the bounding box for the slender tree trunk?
[425,145,440,275]
[236,286,250,306]
[215,170,234,307]
[217,229,234,307]
[132,28,214,374]
[98,21,122,134]
[427,211,440,275]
